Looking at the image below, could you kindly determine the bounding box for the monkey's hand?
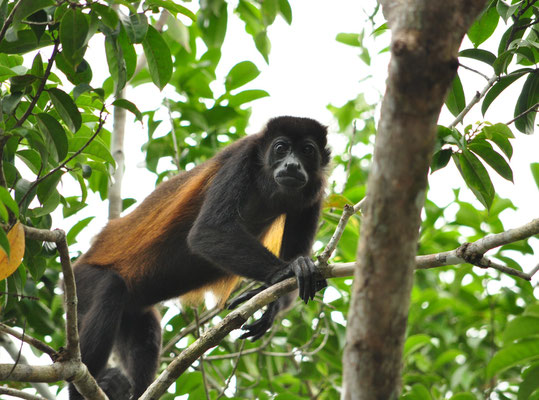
[270,256,327,304]
[228,285,268,310]
[238,300,280,341]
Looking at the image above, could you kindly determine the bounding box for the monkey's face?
[269,136,321,190]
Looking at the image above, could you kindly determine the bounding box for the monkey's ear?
[322,147,331,166]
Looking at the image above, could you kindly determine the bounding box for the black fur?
[69,116,329,399]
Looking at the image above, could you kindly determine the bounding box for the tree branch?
[140,211,537,400]
[0,324,57,359]
[0,386,47,400]
[21,226,108,400]
[13,40,60,130]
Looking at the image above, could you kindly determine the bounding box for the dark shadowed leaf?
[59,8,89,67]
[456,151,495,209]
[459,48,496,65]
[514,71,539,134]
[482,69,530,115]
[487,339,539,379]
[119,12,148,43]
[468,142,513,182]
[445,74,466,117]
[112,99,142,121]
[48,88,82,132]
[35,113,68,161]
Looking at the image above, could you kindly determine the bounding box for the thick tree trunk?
[342,1,487,399]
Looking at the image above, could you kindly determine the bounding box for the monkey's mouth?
[275,173,307,188]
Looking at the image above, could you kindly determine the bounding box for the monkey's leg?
[69,266,128,400]
[116,306,162,399]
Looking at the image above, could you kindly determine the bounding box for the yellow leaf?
[0,221,25,281]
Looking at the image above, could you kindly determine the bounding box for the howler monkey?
[69,116,330,400]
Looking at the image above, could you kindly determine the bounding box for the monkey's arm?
[187,155,320,302]
[231,202,327,340]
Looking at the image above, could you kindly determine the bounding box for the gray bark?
[342,1,488,399]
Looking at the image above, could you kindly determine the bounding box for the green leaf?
[68,137,115,165]
[336,32,362,47]
[433,349,466,370]
[514,71,539,135]
[496,1,520,23]
[59,8,89,67]
[403,334,431,357]
[37,170,63,204]
[254,31,271,63]
[0,228,9,257]
[225,61,261,91]
[481,123,514,159]
[459,48,496,65]
[67,216,94,246]
[278,0,292,24]
[402,384,432,400]
[445,74,466,117]
[0,66,17,81]
[145,0,196,21]
[431,149,452,173]
[16,149,41,175]
[105,33,127,94]
[468,142,513,182]
[142,25,172,90]
[0,187,19,219]
[228,89,269,107]
[55,54,93,85]
[519,362,539,400]
[0,30,52,54]
[118,26,137,81]
[35,113,68,162]
[198,2,227,49]
[12,0,54,28]
[48,88,82,133]
[482,69,529,115]
[531,163,539,191]
[456,151,495,209]
[450,394,477,400]
[503,315,539,343]
[2,92,24,115]
[119,12,148,43]
[487,338,539,379]
[468,7,499,47]
[91,3,119,29]
[112,99,142,121]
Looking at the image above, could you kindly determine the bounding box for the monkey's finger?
[228,286,267,309]
[315,279,328,292]
[298,257,312,304]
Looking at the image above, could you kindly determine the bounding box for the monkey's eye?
[274,141,289,154]
[302,144,315,156]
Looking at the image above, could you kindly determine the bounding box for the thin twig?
[317,200,363,264]
[506,101,538,126]
[0,323,57,359]
[0,386,47,400]
[13,40,60,130]
[194,309,211,400]
[448,74,498,128]
[458,62,490,80]
[216,341,245,399]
